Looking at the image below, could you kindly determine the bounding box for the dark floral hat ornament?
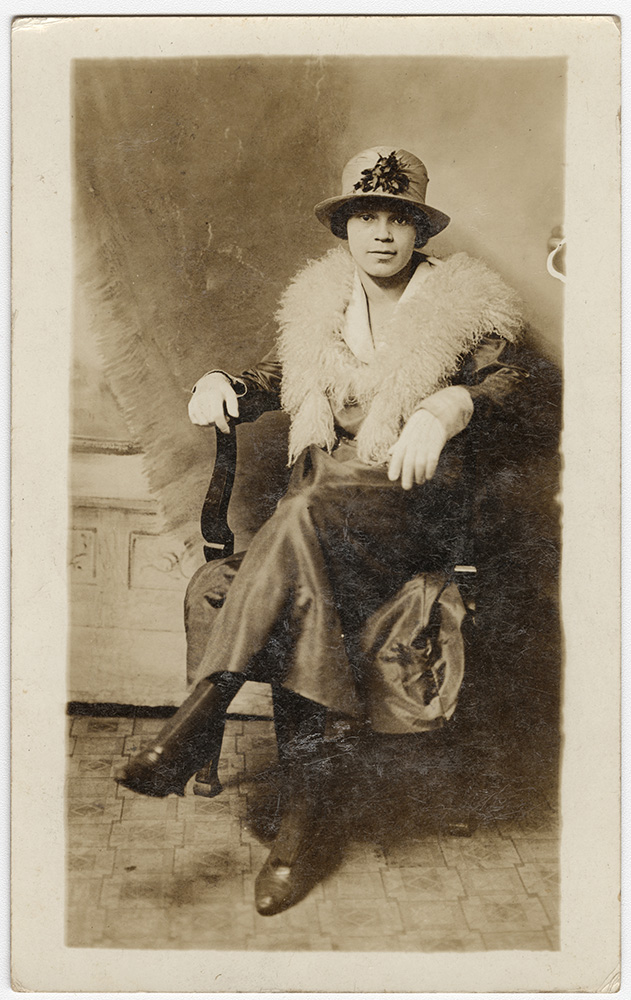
[353,151,412,196]
[314,145,450,241]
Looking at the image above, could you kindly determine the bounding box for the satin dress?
[186,269,527,731]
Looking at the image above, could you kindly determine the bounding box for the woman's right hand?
[188,372,240,433]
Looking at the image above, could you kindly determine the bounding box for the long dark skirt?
[188,440,468,727]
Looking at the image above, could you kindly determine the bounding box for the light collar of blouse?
[342,257,439,363]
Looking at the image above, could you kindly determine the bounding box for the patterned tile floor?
[67,714,559,951]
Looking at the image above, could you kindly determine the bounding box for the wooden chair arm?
[200,391,281,562]
[201,424,237,561]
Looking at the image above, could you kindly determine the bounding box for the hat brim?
[314,192,450,240]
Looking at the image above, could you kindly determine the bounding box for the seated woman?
[115,146,528,915]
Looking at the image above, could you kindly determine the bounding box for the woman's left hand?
[387,409,448,490]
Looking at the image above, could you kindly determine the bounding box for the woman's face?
[345,204,418,280]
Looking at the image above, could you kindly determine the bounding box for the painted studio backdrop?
[70,57,564,728]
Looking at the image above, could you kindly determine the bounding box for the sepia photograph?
[11,14,620,993]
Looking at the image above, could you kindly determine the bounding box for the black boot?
[255,692,329,916]
[115,673,245,798]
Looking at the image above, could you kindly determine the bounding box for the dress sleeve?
[415,335,531,440]
[455,334,531,414]
[214,347,283,422]
[237,347,283,397]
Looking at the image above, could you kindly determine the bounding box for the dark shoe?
[115,674,243,798]
[254,691,334,914]
[254,853,309,916]
[253,788,321,915]
[114,746,189,797]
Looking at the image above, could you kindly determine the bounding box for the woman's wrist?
[191,370,248,397]
[415,385,473,439]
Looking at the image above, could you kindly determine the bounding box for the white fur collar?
[276,247,523,465]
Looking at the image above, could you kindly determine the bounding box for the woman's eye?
[393,216,411,226]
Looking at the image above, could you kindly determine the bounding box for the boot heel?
[193,761,224,798]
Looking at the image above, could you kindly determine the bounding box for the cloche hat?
[314,146,450,241]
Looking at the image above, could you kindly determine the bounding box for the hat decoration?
[353,151,411,196]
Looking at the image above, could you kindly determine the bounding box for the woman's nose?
[374,222,393,241]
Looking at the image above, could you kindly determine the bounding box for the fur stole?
[276,246,523,465]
